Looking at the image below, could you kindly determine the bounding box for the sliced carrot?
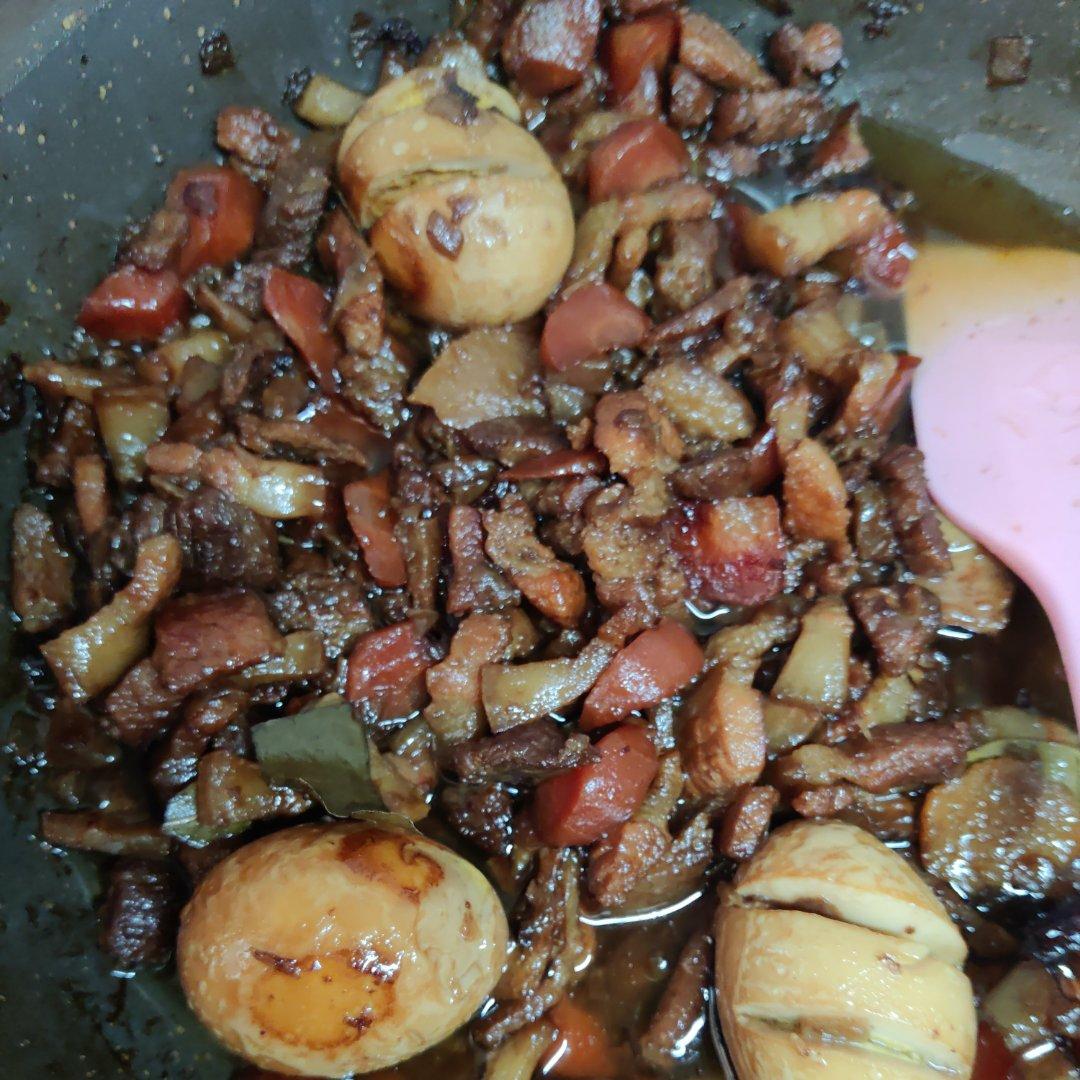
[603,13,679,101]
[544,998,618,1079]
[533,724,658,847]
[77,267,189,343]
[263,268,341,393]
[166,164,263,276]
[343,473,408,589]
[580,620,704,730]
[540,283,651,372]
[587,118,688,203]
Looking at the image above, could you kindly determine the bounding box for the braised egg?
[337,66,574,328]
[178,821,508,1077]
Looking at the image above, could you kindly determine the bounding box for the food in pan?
[9,1,1079,1077]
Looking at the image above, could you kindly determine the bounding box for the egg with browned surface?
[715,820,977,1079]
[177,822,508,1077]
[337,66,574,329]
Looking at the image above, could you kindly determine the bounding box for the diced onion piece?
[293,73,367,128]
[41,535,182,701]
[94,386,170,483]
[482,638,617,733]
[199,446,329,519]
[22,360,132,404]
[917,516,1014,634]
[411,328,544,430]
[771,597,853,712]
[154,330,233,381]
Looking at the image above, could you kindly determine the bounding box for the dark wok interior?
[1,0,1078,1076]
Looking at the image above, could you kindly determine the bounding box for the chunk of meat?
[654,219,721,313]
[35,400,97,488]
[446,505,520,616]
[673,497,786,607]
[466,416,567,466]
[215,105,298,186]
[587,819,669,908]
[582,484,689,612]
[252,131,335,269]
[473,848,594,1049]
[768,22,843,84]
[669,64,715,128]
[267,569,372,661]
[580,621,704,730]
[104,659,187,748]
[483,496,587,628]
[593,390,684,476]
[672,428,781,501]
[681,668,766,801]
[713,88,829,145]
[339,336,414,433]
[148,689,249,800]
[167,487,281,590]
[120,207,189,271]
[850,584,940,676]
[736,190,889,277]
[40,811,169,857]
[644,274,752,347]
[875,445,952,575]
[828,219,914,294]
[195,749,312,829]
[501,0,602,96]
[425,613,517,744]
[806,104,870,180]
[72,454,109,537]
[99,858,180,968]
[773,717,973,795]
[449,718,593,784]
[502,450,606,482]
[152,590,285,694]
[678,10,776,90]
[318,208,385,359]
[642,360,755,443]
[638,929,711,1070]
[717,784,779,860]
[438,783,514,856]
[344,620,434,721]
[11,503,74,634]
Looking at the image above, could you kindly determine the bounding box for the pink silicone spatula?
[907,243,1080,723]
